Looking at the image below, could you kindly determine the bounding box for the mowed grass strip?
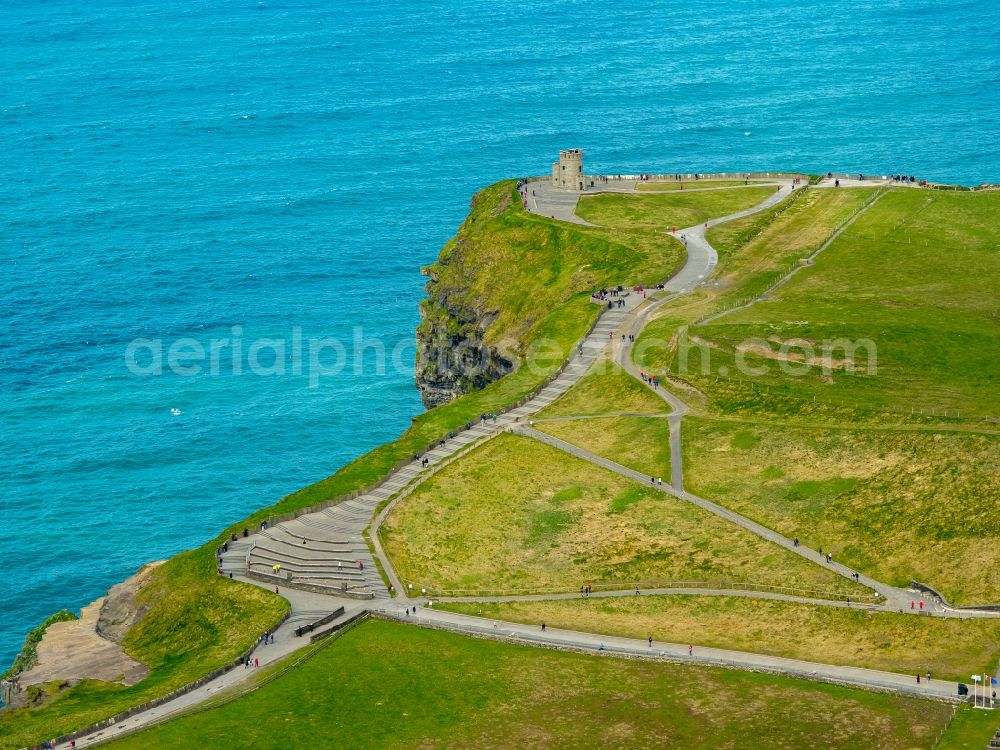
[704,186,876,301]
[536,360,669,418]
[536,416,670,480]
[441,595,1000,683]
[105,618,953,750]
[690,189,1000,417]
[682,418,1000,605]
[381,433,860,596]
[635,179,770,191]
[576,186,779,231]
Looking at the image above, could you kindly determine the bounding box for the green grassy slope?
[422,180,686,354]
[105,618,952,750]
[536,416,671,479]
[0,552,288,750]
[536,361,669,418]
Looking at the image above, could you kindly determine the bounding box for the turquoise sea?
[2,0,998,670]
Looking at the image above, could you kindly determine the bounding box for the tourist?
[688,644,693,656]
[916,674,920,684]
[648,635,653,648]
[541,622,546,632]
[793,537,799,547]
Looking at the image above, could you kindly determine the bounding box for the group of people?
[593,285,626,301]
[639,370,660,388]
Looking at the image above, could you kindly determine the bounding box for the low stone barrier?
[245,569,375,600]
[294,607,346,637]
[911,580,1000,613]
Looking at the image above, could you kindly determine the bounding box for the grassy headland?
[1,179,688,746]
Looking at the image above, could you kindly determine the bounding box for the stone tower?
[551,148,584,191]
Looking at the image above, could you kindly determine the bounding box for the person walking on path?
[541,623,546,632]
[648,635,653,648]
[688,645,693,656]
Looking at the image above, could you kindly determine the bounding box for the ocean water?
[2,0,998,670]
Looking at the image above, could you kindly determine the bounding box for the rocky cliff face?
[415,265,514,408]
[95,561,162,642]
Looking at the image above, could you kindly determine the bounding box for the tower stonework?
[551,149,584,191]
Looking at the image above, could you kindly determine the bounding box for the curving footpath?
[54,177,993,748]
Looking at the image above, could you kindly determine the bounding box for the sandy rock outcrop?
[2,561,163,708]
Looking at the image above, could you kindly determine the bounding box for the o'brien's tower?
[551,148,584,191]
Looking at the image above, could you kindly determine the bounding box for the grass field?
[576,186,779,231]
[535,360,669,418]
[936,704,1000,750]
[682,418,1000,604]
[535,416,671,479]
[440,595,1000,682]
[635,179,769,191]
[105,618,954,750]
[381,432,861,597]
[685,189,1000,417]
